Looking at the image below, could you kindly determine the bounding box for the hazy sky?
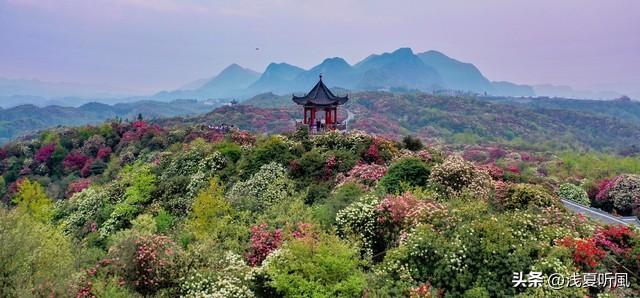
[1,0,639,96]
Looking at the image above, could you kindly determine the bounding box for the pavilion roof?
[292,75,348,106]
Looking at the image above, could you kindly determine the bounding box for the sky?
[1,0,639,96]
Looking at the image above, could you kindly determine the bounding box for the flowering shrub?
[337,162,387,188]
[109,234,180,294]
[592,225,636,256]
[65,178,91,198]
[96,146,112,160]
[556,183,590,206]
[228,162,295,212]
[557,237,605,270]
[231,130,256,146]
[311,130,372,152]
[180,251,255,298]
[429,155,494,200]
[607,174,640,215]
[502,183,557,210]
[34,143,56,164]
[245,224,283,266]
[63,150,90,172]
[80,135,106,157]
[376,193,420,227]
[336,195,381,257]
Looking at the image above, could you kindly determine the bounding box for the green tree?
[12,179,53,223]
[380,158,431,194]
[263,234,367,298]
[0,210,75,297]
[189,177,231,236]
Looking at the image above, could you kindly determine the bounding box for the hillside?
[1,118,639,297]
[0,100,221,143]
[227,91,640,151]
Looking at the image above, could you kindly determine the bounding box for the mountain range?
[0,47,631,109]
[153,48,541,100]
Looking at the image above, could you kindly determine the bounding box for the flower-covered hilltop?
[0,121,639,297]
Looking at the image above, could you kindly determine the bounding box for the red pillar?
[310,108,316,130]
[303,107,308,124]
[334,108,338,126]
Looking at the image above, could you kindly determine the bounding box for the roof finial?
[319,73,323,81]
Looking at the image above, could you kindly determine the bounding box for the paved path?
[344,109,355,130]
[561,199,640,227]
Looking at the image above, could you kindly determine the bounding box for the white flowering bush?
[186,152,226,199]
[228,162,295,212]
[429,155,494,200]
[180,251,254,298]
[311,130,372,152]
[58,187,107,237]
[336,194,381,257]
[556,183,590,206]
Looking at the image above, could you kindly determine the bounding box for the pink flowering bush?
[245,223,283,266]
[595,174,640,215]
[376,193,420,227]
[65,178,91,198]
[337,162,387,188]
[108,234,181,294]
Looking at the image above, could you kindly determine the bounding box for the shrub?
[246,223,283,266]
[180,251,254,298]
[12,178,53,223]
[503,184,557,210]
[229,162,295,212]
[336,195,382,257]
[188,177,232,238]
[429,155,494,200]
[556,183,589,206]
[108,234,181,295]
[380,158,431,194]
[402,135,424,151]
[0,210,75,297]
[314,182,365,226]
[261,234,367,298]
[607,174,640,215]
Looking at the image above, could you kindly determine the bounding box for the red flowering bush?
[593,225,636,256]
[35,143,56,164]
[245,223,283,266]
[364,141,382,164]
[558,237,605,270]
[63,151,90,172]
[96,146,112,160]
[66,178,91,197]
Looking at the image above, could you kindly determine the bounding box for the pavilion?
[292,75,349,132]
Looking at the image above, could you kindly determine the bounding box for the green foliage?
[380,157,431,194]
[551,152,640,180]
[0,209,75,297]
[189,177,231,237]
[154,209,174,232]
[314,182,365,226]
[12,178,53,223]
[262,234,367,298]
[504,183,558,210]
[402,135,424,151]
[556,183,589,206]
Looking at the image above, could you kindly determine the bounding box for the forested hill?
[165,92,640,152]
[0,100,221,144]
